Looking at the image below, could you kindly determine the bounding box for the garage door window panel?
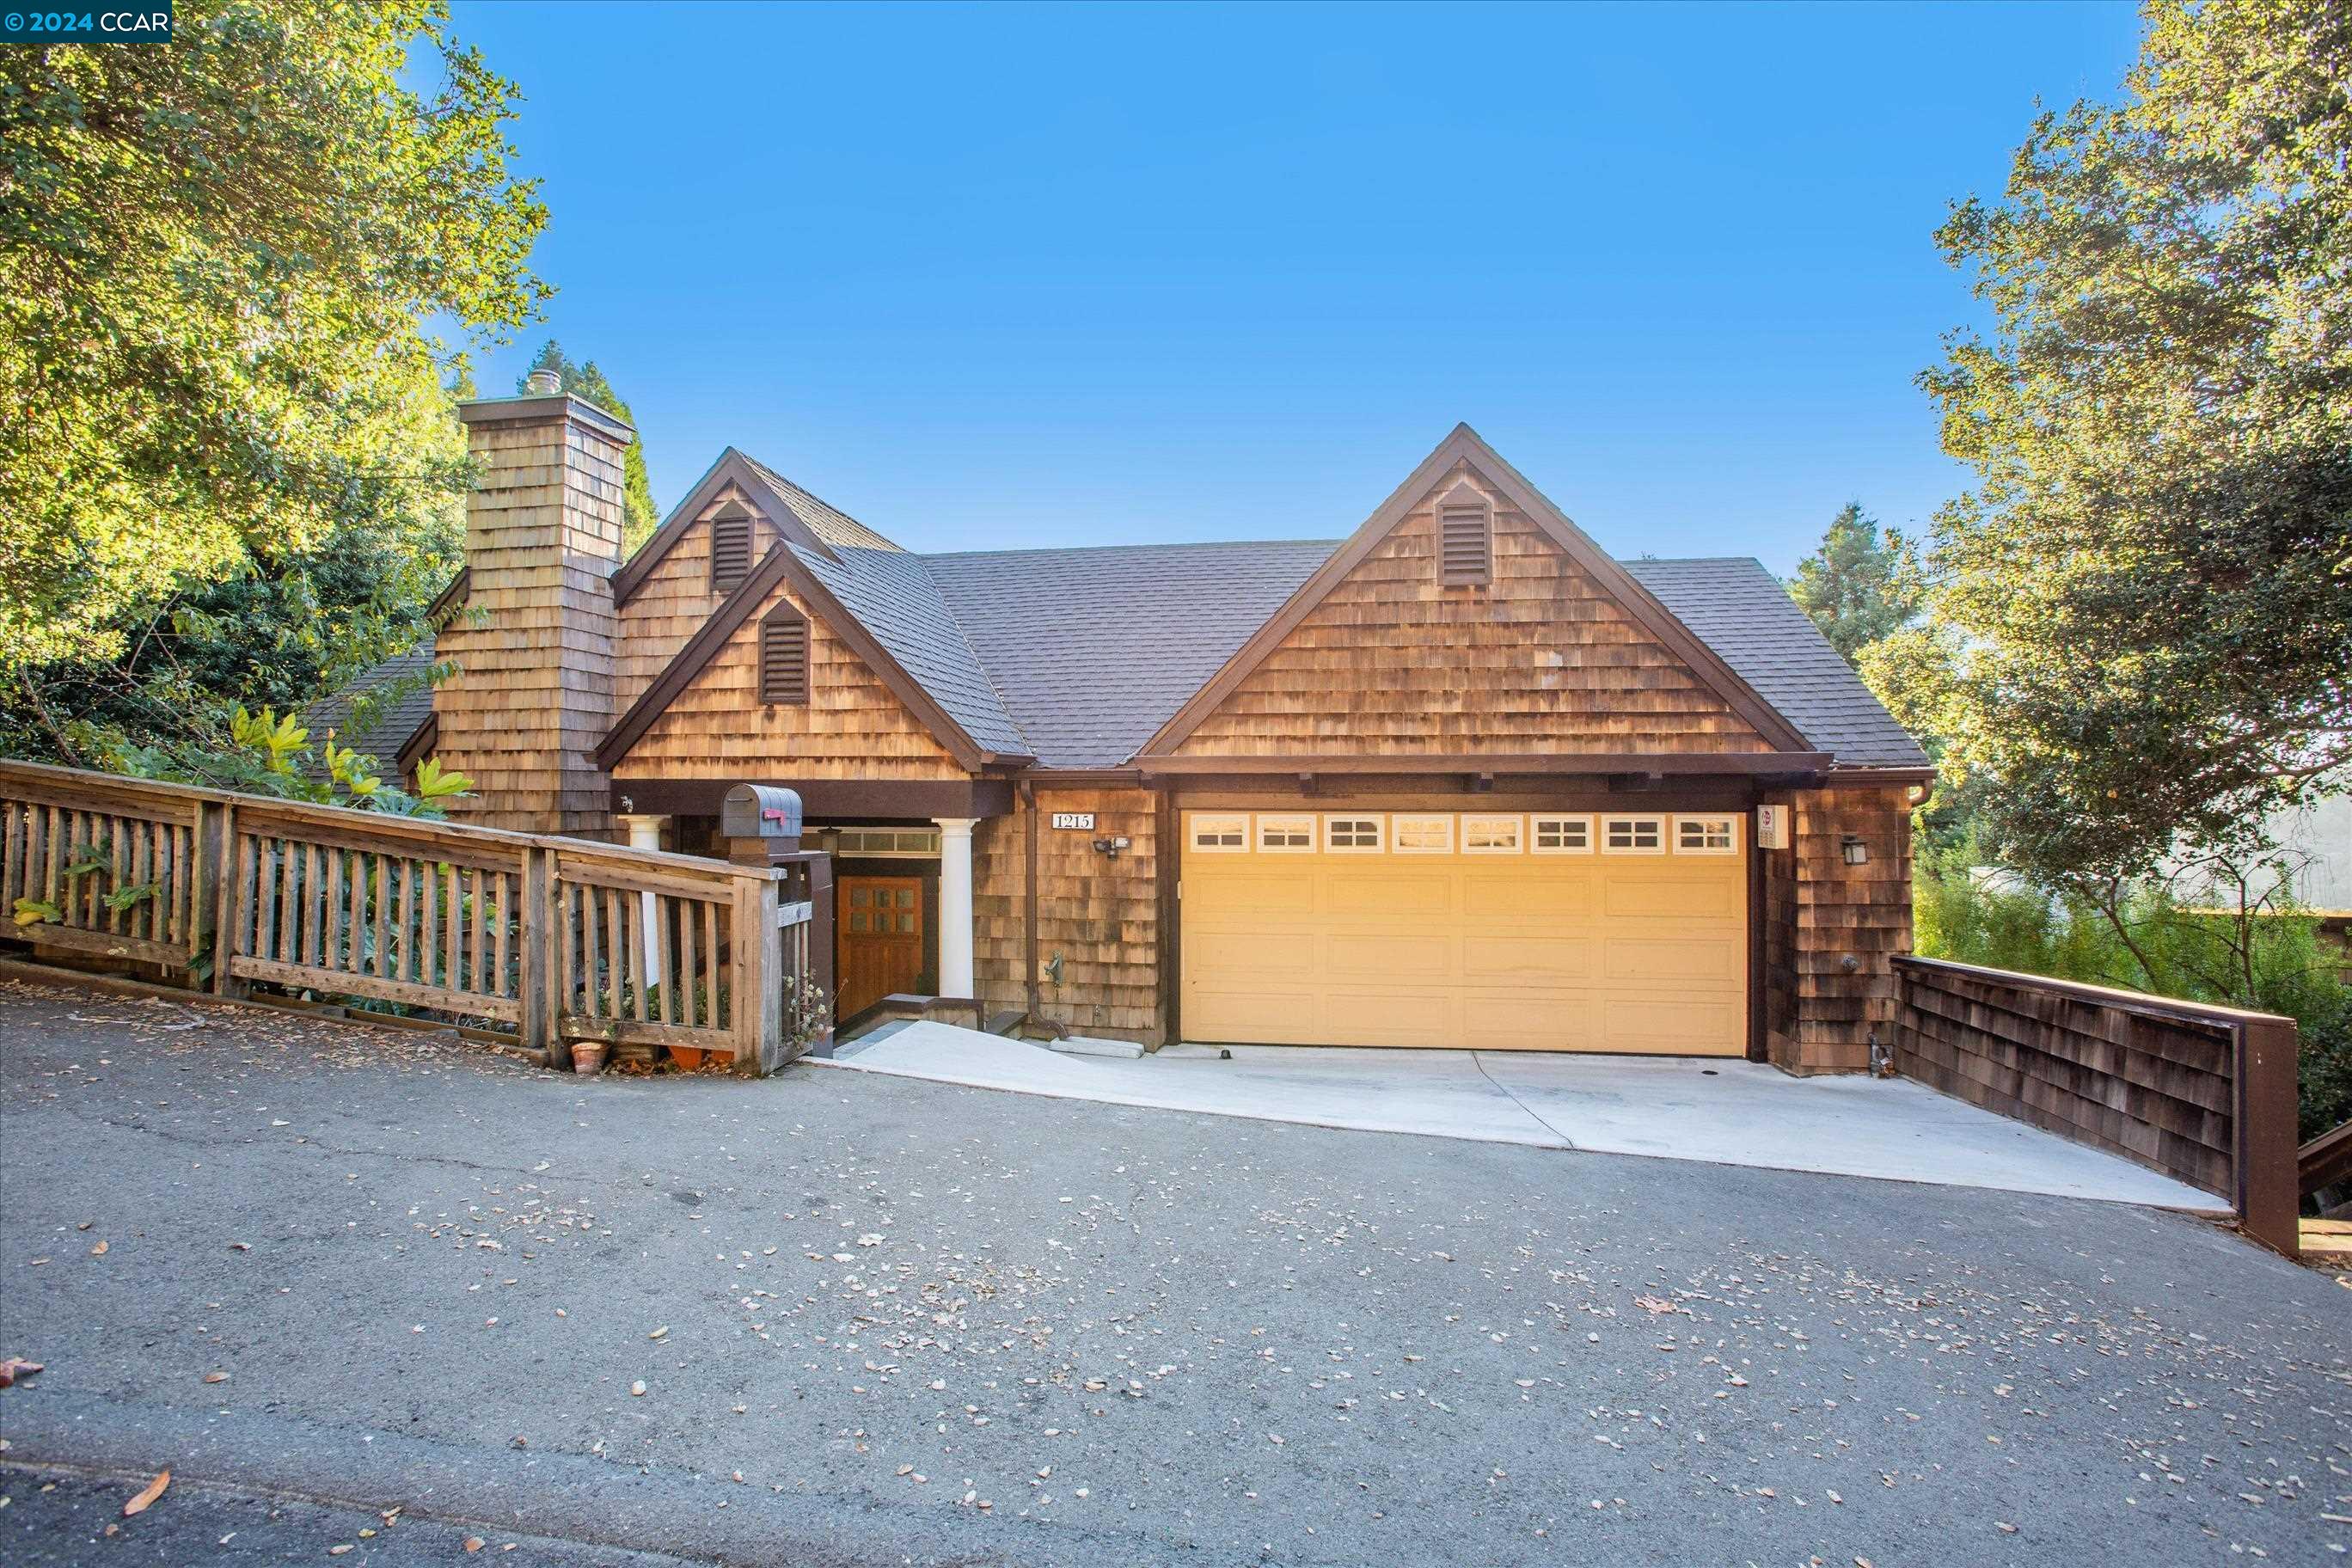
[1393,813,1455,854]
[1190,813,1248,852]
[1463,814,1524,854]
[1256,812,1316,853]
[1602,815,1665,854]
[1674,815,1740,854]
[1324,815,1385,853]
[1532,815,1593,854]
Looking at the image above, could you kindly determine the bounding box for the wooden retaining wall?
[1892,955,2300,1255]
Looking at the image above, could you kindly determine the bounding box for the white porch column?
[934,817,977,998]
[619,814,670,991]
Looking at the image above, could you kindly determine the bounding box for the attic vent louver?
[759,603,810,705]
[710,500,755,593]
[1436,479,1491,587]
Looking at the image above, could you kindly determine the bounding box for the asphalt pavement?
[1,974,2346,1566]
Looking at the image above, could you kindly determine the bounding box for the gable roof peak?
[1133,426,1818,760]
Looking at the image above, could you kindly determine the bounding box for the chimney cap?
[525,367,563,395]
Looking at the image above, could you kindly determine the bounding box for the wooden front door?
[837,875,925,1019]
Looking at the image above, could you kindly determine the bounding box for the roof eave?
[1131,750,1834,777]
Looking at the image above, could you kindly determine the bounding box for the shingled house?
[342,386,1930,1071]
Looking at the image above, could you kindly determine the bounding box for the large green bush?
[1914,842,2352,1142]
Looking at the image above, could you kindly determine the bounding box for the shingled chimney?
[435,383,634,838]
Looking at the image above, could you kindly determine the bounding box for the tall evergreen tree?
[518,341,660,552]
[1786,502,1919,666]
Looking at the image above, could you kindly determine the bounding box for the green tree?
[1786,502,1919,666]
[518,340,659,552]
[0,0,548,677]
[0,503,462,771]
[1890,0,2351,902]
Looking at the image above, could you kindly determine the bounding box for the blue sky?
[446,1,2140,574]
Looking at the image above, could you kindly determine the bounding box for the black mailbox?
[721,784,804,846]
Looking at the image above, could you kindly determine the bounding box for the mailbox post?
[719,784,836,1062]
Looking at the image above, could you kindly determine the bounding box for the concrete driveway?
[825,1023,2226,1212]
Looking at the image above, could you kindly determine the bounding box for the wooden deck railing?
[0,759,824,1074]
[1891,955,2301,1258]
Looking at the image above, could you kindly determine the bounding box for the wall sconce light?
[1092,836,1130,861]
[1841,835,1870,867]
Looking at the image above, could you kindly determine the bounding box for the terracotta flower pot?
[668,1046,707,1072]
[570,1040,608,1075]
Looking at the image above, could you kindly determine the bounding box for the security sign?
[1755,803,1790,851]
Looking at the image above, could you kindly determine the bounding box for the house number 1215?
[1050,812,1096,830]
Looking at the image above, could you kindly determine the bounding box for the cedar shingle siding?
[1168,465,1773,759]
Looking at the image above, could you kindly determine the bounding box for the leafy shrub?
[107,706,469,819]
[1914,838,2352,1140]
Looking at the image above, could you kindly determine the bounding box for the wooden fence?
[0,759,825,1073]
[1891,955,2300,1257]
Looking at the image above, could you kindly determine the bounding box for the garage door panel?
[1180,811,1746,1056]
[1605,877,1741,919]
[1601,995,1742,1054]
[1186,929,1316,978]
[1187,873,1316,916]
[1461,934,1597,983]
[1464,868,1596,916]
[1464,992,1601,1049]
[1187,988,1317,1044]
[1322,989,1455,1044]
[1320,871,1452,918]
[1602,935,1741,983]
[1321,931,1452,977]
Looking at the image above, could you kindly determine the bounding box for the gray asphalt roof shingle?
[740,455,906,555]
[924,540,1344,769]
[1621,556,1930,769]
[797,544,1033,758]
[298,647,437,775]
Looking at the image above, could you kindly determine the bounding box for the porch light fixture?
[1841,835,1870,867]
[1093,835,1130,861]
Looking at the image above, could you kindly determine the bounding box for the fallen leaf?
[203,1372,229,1385]
[89,1240,107,1256]
[647,1326,668,1340]
[463,1538,485,1554]
[122,1470,169,1516]
[629,1380,646,1397]
[0,1357,43,1387]
[1633,1295,1681,1315]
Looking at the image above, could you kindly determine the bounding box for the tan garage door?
[1180,808,1748,1054]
